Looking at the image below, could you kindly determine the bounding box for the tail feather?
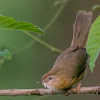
[71,10,93,48]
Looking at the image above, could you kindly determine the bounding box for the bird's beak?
[36,79,42,84]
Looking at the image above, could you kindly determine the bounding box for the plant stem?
[23,0,69,52]
[14,0,69,54]
[44,0,69,31]
[23,31,63,53]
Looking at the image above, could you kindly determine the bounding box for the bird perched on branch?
[40,10,93,92]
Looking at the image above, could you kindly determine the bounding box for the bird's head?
[40,71,64,91]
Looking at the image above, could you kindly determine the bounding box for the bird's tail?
[71,10,93,48]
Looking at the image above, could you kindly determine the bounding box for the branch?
[0,86,100,96]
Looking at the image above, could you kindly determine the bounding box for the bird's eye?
[48,77,53,80]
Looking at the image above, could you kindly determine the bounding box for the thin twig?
[13,0,69,54]
[0,86,100,96]
[23,31,63,53]
[44,0,69,31]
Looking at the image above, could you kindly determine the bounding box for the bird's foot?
[76,83,81,94]
[64,87,72,96]
[10,89,16,97]
[50,91,55,96]
[96,87,100,95]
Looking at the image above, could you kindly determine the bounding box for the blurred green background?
[0,0,100,100]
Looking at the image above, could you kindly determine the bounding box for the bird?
[40,10,93,92]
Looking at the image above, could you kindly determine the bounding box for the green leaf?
[92,5,100,11]
[86,15,100,72]
[0,15,44,34]
[0,47,12,60]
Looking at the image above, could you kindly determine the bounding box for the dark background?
[0,0,100,100]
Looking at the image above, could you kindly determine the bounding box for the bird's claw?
[10,89,16,97]
[96,87,100,95]
[65,91,72,96]
[76,83,81,94]
[50,91,55,96]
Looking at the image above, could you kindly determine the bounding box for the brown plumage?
[41,10,93,90]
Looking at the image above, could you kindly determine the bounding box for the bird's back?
[52,46,88,79]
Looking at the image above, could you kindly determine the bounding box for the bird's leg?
[64,87,73,96]
[10,89,16,97]
[96,87,100,95]
[50,90,55,96]
[76,82,81,94]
